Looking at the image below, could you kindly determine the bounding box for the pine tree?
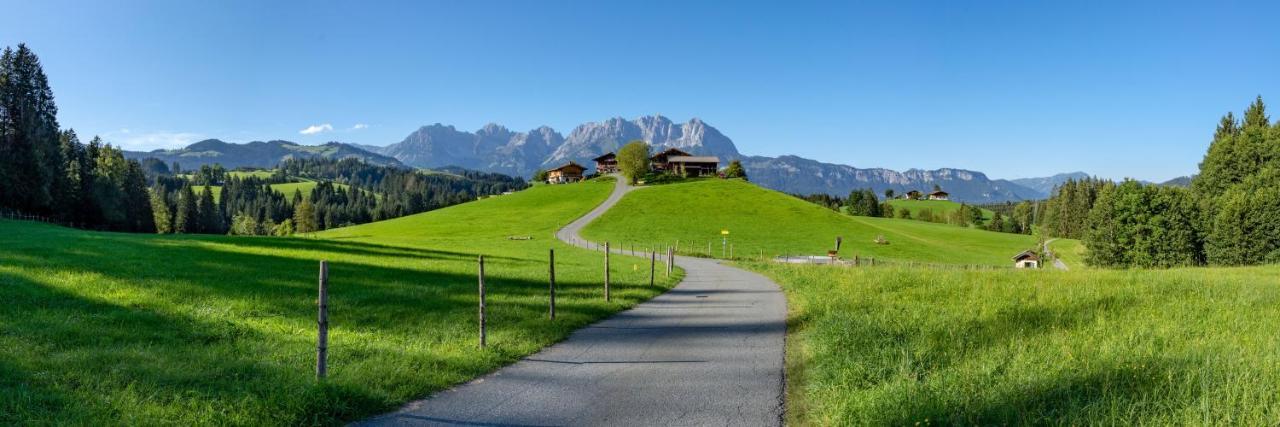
[174,185,198,233]
[151,187,172,233]
[197,185,220,233]
[294,196,317,233]
[0,44,63,213]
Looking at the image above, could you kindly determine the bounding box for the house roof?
[906,190,921,194]
[549,161,585,173]
[667,155,720,163]
[1012,250,1039,261]
[651,147,692,159]
[929,190,949,196]
[592,152,616,162]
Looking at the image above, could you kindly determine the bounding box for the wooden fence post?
[707,241,712,257]
[316,260,329,380]
[549,249,556,320]
[604,242,611,302]
[478,255,486,348]
[649,250,656,287]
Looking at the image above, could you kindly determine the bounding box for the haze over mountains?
[125,115,1099,203]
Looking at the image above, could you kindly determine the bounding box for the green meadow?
[1051,238,1088,268]
[751,262,1280,425]
[580,179,1037,266]
[0,178,678,425]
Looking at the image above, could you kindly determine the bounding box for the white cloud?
[299,123,334,135]
[350,123,369,130]
[104,130,204,151]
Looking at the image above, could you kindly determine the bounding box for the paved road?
[357,177,787,426]
[1044,238,1069,270]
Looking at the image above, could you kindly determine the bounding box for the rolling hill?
[580,179,1038,266]
[0,179,677,425]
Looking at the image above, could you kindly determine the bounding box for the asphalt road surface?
[357,176,787,426]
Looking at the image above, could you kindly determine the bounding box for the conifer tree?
[174,185,198,233]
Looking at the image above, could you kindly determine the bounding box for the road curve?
[357,176,787,426]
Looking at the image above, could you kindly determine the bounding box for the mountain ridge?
[125,116,1080,203]
[123,139,404,170]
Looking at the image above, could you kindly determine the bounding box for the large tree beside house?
[617,140,649,184]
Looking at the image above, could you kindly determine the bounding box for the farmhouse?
[546,162,585,184]
[666,155,720,177]
[928,190,950,201]
[903,190,922,200]
[592,152,618,174]
[649,148,692,171]
[1012,250,1039,268]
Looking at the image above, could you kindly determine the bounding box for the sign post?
[721,229,729,258]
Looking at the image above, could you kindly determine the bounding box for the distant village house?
[903,190,922,200]
[547,162,585,184]
[593,153,618,174]
[928,190,950,201]
[649,148,720,177]
[555,146,723,183]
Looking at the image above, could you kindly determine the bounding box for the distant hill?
[123,139,404,170]
[1160,175,1193,187]
[1008,172,1091,195]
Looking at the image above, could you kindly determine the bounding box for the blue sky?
[3,1,1278,181]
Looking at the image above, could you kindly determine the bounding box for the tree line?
[794,187,1036,234]
[1041,97,1279,267]
[0,44,155,232]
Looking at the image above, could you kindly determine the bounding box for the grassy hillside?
[581,179,1037,266]
[753,262,1280,425]
[1051,238,1087,268]
[886,198,995,221]
[0,179,678,425]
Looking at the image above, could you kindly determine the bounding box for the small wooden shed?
[1012,250,1039,268]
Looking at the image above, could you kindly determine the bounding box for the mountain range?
[124,116,1088,203]
[124,139,403,170]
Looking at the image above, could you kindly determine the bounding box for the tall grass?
[749,263,1280,425]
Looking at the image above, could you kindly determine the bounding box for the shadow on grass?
[0,223,680,424]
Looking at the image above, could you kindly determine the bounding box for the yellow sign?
[721,230,730,235]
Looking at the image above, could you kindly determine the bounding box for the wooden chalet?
[903,190,922,200]
[546,162,585,184]
[1012,250,1039,269]
[666,155,720,177]
[592,152,618,174]
[649,148,692,171]
[928,190,950,201]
